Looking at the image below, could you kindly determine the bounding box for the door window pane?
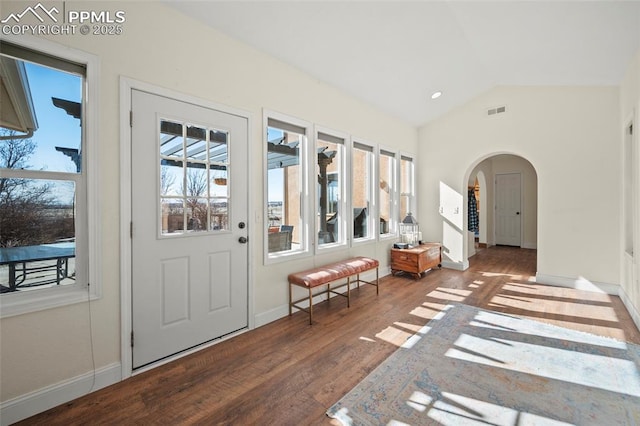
[159,121,230,235]
[210,199,228,231]
[161,198,185,234]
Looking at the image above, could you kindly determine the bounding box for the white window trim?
[350,137,378,246]
[263,110,312,265]
[399,151,417,220]
[0,34,101,318]
[314,125,348,254]
[378,145,398,241]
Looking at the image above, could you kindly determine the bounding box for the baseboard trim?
[1,362,121,426]
[522,242,537,249]
[254,304,289,327]
[535,273,620,295]
[254,268,390,328]
[442,259,469,271]
[619,285,640,333]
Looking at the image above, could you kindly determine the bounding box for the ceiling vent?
[487,105,507,116]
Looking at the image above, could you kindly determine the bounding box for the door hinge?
[130,221,133,238]
[131,331,134,348]
[129,110,133,128]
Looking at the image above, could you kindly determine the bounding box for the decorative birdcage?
[400,213,420,246]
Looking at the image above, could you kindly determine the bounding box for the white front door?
[131,90,249,369]
[495,173,521,247]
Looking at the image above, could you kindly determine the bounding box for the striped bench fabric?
[288,256,379,325]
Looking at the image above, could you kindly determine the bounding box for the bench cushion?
[288,256,379,288]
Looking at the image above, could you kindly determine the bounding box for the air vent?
[487,105,507,116]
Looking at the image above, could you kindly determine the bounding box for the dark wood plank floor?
[18,247,640,425]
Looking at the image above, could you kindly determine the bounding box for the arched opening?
[464,153,538,266]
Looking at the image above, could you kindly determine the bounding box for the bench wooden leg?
[376,267,379,295]
[289,283,293,316]
[308,287,313,325]
[346,276,351,307]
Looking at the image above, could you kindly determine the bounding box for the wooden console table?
[390,243,442,279]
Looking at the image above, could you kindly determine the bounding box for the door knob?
[516,212,520,215]
[238,236,248,244]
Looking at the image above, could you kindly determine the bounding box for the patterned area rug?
[327,303,640,425]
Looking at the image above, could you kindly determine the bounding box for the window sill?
[0,284,98,318]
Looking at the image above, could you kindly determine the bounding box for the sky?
[24,61,82,174]
[2,58,82,206]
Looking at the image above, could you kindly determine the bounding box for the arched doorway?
[464,153,538,264]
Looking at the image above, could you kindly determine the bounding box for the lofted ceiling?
[165,1,640,127]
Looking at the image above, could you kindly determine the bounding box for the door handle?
[516,212,520,215]
[238,236,248,244]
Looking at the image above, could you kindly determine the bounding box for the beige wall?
[0,0,417,409]
[418,86,620,283]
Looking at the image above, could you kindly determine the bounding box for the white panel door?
[131,90,248,369]
[495,173,522,247]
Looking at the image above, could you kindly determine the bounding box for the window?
[316,129,346,249]
[265,113,309,259]
[263,112,417,256]
[379,149,397,237]
[159,122,229,235]
[352,141,375,241]
[400,155,415,220]
[0,37,99,317]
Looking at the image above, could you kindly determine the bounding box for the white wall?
[0,0,417,414]
[418,86,620,284]
[620,50,640,324]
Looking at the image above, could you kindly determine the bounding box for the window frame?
[0,34,101,318]
[314,125,348,253]
[263,110,312,264]
[399,153,417,222]
[350,138,377,245]
[378,146,398,240]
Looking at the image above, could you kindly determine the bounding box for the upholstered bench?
[288,256,379,324]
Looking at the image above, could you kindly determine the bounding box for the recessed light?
[431,91,442,100]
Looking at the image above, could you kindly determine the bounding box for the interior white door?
[495,173,522,247]
[131,90,248,369]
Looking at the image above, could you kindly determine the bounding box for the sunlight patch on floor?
[490,293,619,323]
[426,392,574,426]
[426,289,467,302]
[376,325,414,347]
[394,321,426,333]
[445,331,639,397]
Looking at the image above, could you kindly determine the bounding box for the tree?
[182,166,208,230]
[0,129,67,247]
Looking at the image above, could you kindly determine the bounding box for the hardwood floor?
[18,247,640,425]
